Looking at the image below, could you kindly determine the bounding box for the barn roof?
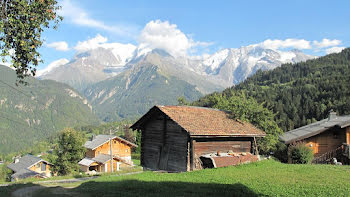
[280,113,350,144]
[84,135,138,150]
[7,155,47,172]
[131,105,266,137]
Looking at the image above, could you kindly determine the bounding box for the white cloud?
[74,34,108,52]
[59,0,138,37]
[46,41,69,51]
[325,46,345,54]
[74,34,137,65]
[36,58,69,77]
[313,39,341,49]
[138,20,212,57]
[258,39,312,50]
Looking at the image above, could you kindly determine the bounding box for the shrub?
[288,142,313,164]
[131,153,140,160]
[274,141,288,163]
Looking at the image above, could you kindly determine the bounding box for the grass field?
[25,159,350,197]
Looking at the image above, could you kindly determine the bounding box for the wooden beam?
[253,137,259,155]
[190,138,195,171]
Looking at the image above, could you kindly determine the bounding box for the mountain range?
[37,44,315,121]
[194,47,350,132]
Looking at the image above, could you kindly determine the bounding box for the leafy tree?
[135,130,142,154]
[0,0,62,84]
[177,96,191,106]
[51,128,86,175]
[195,91,283,154]
[0,164,12,182]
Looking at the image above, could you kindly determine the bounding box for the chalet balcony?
[312,143,350,164]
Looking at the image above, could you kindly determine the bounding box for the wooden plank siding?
[141,113,189,172]
[305,127,346,156]
[193,140,252,156]
[29,161,52,177]
[86,138,132,159]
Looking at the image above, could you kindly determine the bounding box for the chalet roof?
[280,113,350,144]
[78,154,114,166]
[7,155,47,172]
[84,135,137,150]
[93,154,111,164]
[11,169,40,179]
[78,158,95,166]
[131,105,266,137]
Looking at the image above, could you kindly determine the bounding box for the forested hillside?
[194,48,350,132]
[0,65,100,154]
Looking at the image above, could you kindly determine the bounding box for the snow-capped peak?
[36,58,69,77]
[202,48,230,71]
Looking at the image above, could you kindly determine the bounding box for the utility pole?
[109,129,113,173]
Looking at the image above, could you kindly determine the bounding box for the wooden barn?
[280,111,350,164]
[130,105,266,172]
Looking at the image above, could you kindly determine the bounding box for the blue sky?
[38,0,350,70]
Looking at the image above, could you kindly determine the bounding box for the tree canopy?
[50,128,86,175]
[0,0,62,84]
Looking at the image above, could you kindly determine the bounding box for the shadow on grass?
[0,182,37,197]
[46,180,265,197]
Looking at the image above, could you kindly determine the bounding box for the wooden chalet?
[78,135,137,173]
[7,155,54,181]
[280,111,350,164]
[130,105,266,172]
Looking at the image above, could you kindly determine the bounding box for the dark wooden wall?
[193,138,252,156]
[141,111,188,172]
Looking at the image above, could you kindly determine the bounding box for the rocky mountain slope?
[189,46,315,87]
[38,47,133,92]
[0,65,100,154]
[84,50,223,121]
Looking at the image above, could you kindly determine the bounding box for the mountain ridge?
[0,65,100,154]
[38,44,316,92]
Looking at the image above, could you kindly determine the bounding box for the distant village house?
[78,135,137,173]
[131,105,266,172]
[280,111,350,164]
[7,155,54,181]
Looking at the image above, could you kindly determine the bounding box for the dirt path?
[10,171,143,197]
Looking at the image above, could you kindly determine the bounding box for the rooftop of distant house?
[280,111,350,144]
[84,135,138,150]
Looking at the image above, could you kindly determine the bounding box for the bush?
[274,141,288,163]
[131,153,140,160]
[288,142,313,164]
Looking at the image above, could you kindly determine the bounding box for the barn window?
[125,149,128,153]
